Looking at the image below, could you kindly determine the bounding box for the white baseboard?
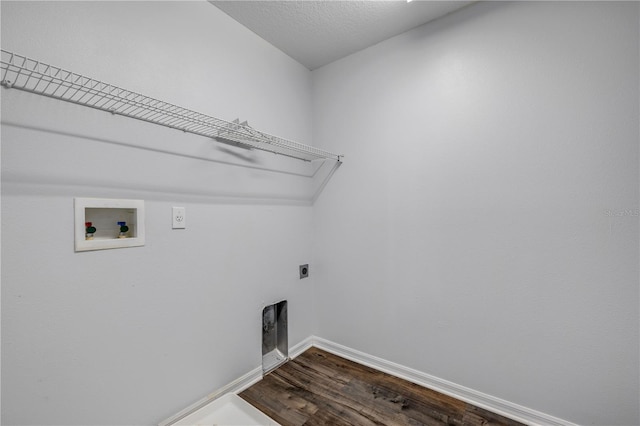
[158,365,263,426]
[310,336,577,426]
[159,335,315,426]
[289,335,315,359]
[161,335,576,426]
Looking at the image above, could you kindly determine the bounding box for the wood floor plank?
[239,347,525,426]
[241,372,317,425]
[297,348,466,424]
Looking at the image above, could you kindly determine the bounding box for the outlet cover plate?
[172,206,186,229]
[299,264,309,279]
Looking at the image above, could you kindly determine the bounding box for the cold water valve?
[118,221,129,238]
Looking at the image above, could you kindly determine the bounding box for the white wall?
[3,1,639,425]
[311,2,639,425]
[1,2,317,425]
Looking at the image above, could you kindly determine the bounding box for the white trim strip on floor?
[160,335,577,426]
[311,336,578,426]
[158,336,314,426]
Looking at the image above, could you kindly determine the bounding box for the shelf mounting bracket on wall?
[0,49,343,163]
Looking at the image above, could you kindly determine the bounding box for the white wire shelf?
[0,49,342,163]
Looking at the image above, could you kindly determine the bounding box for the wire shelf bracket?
[0,49,343,163]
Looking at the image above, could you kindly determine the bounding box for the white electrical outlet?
[172,206,186,229]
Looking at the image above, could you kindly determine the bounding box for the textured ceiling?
[209,1,474,70]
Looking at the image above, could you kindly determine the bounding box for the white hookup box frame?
[74,197,145,252]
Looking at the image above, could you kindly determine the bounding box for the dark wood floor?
[240,347,525,426]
